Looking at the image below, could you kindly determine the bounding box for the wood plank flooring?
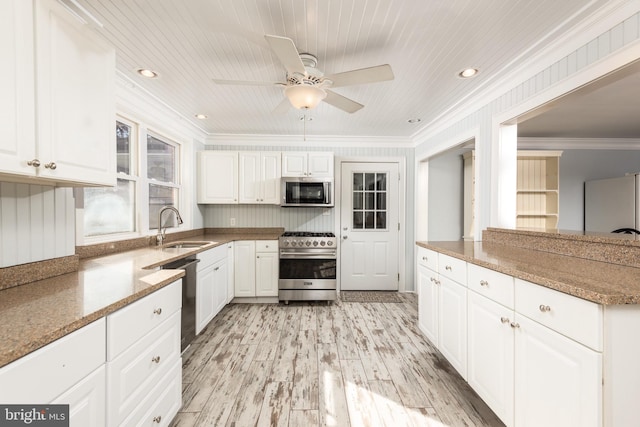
[170,294,505,427]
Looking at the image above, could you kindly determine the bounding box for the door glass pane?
[84,179,135,236]
[147,135,175,182]
[353,212,363,229]
[352,172,388,230]
[365,173,376,190]
[149,184,178,229]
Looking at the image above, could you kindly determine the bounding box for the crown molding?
[518,137,640,149]
[412,0,639,147]
[205,133,414,148]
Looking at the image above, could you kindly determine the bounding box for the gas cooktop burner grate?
[282,232,335,237]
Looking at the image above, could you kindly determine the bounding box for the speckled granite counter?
[416,239,640,305]
[0,229,283,368]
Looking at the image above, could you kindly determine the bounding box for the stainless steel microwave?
[281,177,334,207]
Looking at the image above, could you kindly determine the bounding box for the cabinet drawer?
[467,263,514,309]
[197,244,226,270]
[438,253,467,285]
[417,246,438,271]
[515,279,603,351]
[107,280,181,360]
[120,357,182,427]
[256,240,278,252]
[107,311,181,426]
[0,318,105,404]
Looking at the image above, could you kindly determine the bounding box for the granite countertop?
[0,230,283,368]
[416,240,640,305]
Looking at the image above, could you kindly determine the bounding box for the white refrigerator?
[584,174,640,233]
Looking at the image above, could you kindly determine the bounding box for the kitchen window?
[80,116,183,242]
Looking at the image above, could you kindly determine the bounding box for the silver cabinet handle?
[539,305,551,312]
[153,416,162,423]
[510,322,520,329]
[422,256,428,261]
[480,280,489,287]
[500,317,510,324]
[44,162,57,170]
[434,279,441,285]
[445,265,452,271]
[27,159,41,167]
[343,236,348,240]
[151,356,161,363]
[214,266,219,271]
[153,308,162,315]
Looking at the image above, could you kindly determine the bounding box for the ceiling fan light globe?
[284,85,327,109]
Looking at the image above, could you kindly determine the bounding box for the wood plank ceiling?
[77,0,612,139]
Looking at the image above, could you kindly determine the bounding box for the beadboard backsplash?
[0,183,75,268]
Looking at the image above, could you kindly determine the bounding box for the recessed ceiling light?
[195,114,208,120]
[458,68,479,78]
[136,68,159,78]
[407,118,422,124]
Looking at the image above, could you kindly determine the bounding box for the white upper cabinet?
[239,151,281,204]
[282,152,334,177]
[197,151,239,204]
[0,0,36,177]
[1,0,116,186]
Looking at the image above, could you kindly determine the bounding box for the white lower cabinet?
[234,240,278,298]
[467,290,515,426]
[52,365,106,427]
[106,280,182,427]
[438,276,467,379]
[0,318,106,427]
[416,248,467,379]
[514,314,601,427]
[227,242,235,303]
[196,245,228,334]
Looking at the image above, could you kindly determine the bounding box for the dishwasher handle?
[162,258,201,270]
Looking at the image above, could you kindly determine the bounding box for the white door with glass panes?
[340,162,399,290]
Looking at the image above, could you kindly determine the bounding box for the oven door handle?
[279,250,337,259]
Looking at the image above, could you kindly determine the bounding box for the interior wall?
[558,149,640,230]
[414,8,640,236]
[427,151,464,241]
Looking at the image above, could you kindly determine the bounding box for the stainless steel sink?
[162,241,215,249]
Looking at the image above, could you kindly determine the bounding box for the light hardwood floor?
[170,294,505,427]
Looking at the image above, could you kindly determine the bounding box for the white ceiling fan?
[213,35,394,114]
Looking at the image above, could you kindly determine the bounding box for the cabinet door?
[467,291,514,427]
[239,152,260,203]
[514,314,602,427]
[0,0,36,177]
[196,265,216,334]
[307,152,334,177]
[438,276,467,379]
[227,243,235,303]
[213,258,228,315]
[234,241,256,297]
[255,251,278,297]
[52,366,106,427]
[282,152,307,177]
[417,264,439,345]
[35,0,116,186]
[197,151,239,204]
[261,152,282,204]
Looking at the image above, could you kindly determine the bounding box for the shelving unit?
[516,150,562,229]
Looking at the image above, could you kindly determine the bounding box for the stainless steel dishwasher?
[162,256,200,353]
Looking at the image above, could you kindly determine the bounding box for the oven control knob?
[313,240,319,246]
[305,241,311,246]
[320,241,326,246]
[291,241,297,246]
[327,241,334,246]
[283,240,290,246]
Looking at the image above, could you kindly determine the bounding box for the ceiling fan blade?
[323,90,364,114]
[273,97,291,114]
[264,35,306,75]
[324,64,394,88]
[213,79,284,86]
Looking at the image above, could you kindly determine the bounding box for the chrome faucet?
[156,206,184,245]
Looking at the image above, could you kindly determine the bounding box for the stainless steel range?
[278,232,337,303]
